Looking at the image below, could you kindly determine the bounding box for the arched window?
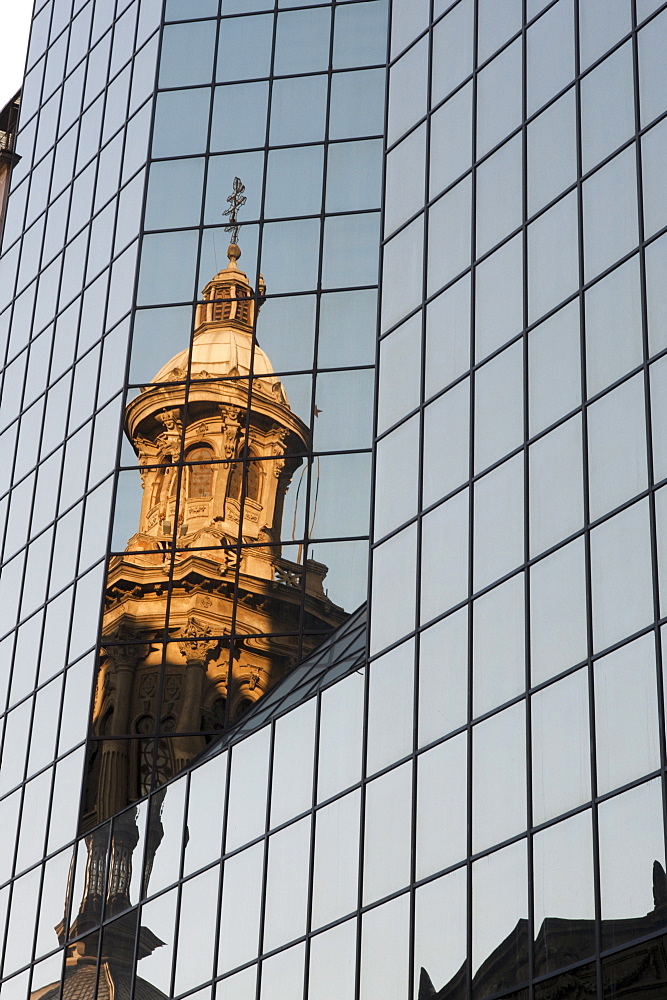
[187,445,214,498]
[227,448,261,502]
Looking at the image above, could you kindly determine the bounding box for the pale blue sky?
[0,2,33,111]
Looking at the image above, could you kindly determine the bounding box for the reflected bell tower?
[86,224,346,829]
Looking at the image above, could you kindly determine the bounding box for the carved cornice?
[176,616,221,661]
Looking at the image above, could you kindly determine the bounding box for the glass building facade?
[1,0,667,998]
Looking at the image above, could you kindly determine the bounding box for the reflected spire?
[223,175,246,246]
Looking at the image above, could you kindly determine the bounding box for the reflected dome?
[151,324,275,383]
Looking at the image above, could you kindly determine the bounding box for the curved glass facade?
[1,0,667,998]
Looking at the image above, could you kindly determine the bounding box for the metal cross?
[223,176,247,244]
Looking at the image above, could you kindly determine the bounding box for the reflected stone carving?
[53,201,348,1000]
[82,233,346,835]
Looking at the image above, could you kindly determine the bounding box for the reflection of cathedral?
[35,241,345,1000]
[85,240,345,830]
[420,862,667,999]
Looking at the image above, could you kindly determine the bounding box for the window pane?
[532,668,590,824]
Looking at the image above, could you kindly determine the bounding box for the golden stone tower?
[84,240,346,829]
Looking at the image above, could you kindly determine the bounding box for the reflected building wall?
[1,1,667,1000]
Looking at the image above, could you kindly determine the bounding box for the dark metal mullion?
[222,2,278,740]
[150,0,225,780]
[255,717,277,1000]
[302,676,323,1000]
[80,0,168,830]
[85,0,144,441]
[407,0,435,990]
[466,0,480,995]
[210,725,234,992]
[521,1,535,997]
[572,4,603,999]
[355,0,394,987]
[295,1,336,674]
[630,0,667,885]
[0,25,76,584]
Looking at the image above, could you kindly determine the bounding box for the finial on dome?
[227,243,241,269]
[223,176,247,246]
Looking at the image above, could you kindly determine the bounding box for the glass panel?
[414,867,467,1000]
[377,314,421,435]
[532,668,590,824]
[263,816,310,951]
[309,919,357,1000]
[317,671,364,802]
[473,701,526,853]
[359,893,410,1000]
[260,943,305,1000]
[587,374,647,520]
[579,0,631,70]
[422,379,468,511]
[218,842,264,974]
[526,0,575,116]
[385,125,426,238]
[528,300,581,435]
[583,147,639,282]
[473,572,525,717]
[370,523,417,654]
[472,840,528,993]
[311,790,360,930]
[174,867,219,995]
[270,699,315,829]
[216,14,273,82]
[427,177,471,295]
[421,489,469,623]
[183,752,227,876]
[529,414,584,556]
[590,499,654,652]
[474,340,523,474]
[475,233,523,362]
[211,82,268,152]
[363,761,412,904]
[374,415,419,539]
[274,8,330,75]
[597,778,665,949]
[642,117,667,240]
[366,639,414,775]
[530,536,587,685]
[159,22,215,87]
[416,733,467,879]
[594,633,661,794]
[585,256,643,397]
[381,215,423,332]
[425,273,470,398]
[528,193,579,324]
[225,726,270,852]
[651,355,667,484]
[527,88,577,218]
[418,606,468,747]
[270,76,328,145]
[152,88,211,158]
[333,0,387,69]
[329,69,385,141]
[533,810,595,975]
[580,43,634,174]
[476,38,522,158]
[430,83,472,197]
[476,134,522,257]
[478,0,521,63]
[638,7,667,127]
[473,455,523,592]
[431,0,473,103]
[387,36,428,145]
[646,233,667,357]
